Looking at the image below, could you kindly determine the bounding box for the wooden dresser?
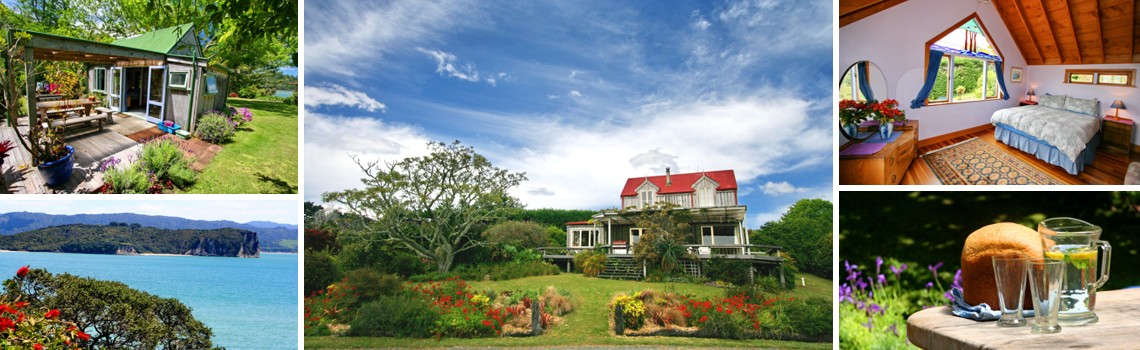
[839,120,919,185]
[1101,116,1133,158]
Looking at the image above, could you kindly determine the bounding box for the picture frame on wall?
[1011,67,1023,83]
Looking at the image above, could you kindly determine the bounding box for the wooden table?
[35,99,98,119]
[839,120,919,185]
[908,288,1140,349]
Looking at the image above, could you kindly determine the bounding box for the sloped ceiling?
[841,0,1139,65]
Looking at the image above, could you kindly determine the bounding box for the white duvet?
[990,105,1100,162]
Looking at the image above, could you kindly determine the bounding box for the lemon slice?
[1045,250,1097,261]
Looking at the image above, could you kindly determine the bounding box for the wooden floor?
[2,122,142,193]
[901,125,1134,185]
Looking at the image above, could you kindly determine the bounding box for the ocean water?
[0,251,297,350]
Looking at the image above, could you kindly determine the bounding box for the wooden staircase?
[598,256,643,280]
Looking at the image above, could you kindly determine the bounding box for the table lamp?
[1026,88,1035,102]
[1110,100,1125,119]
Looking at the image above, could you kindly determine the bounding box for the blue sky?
[0,200,298,225]
[304,0,833,228]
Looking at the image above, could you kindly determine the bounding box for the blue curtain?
[995,61,1010,101]
[857,61,874,101]
[910,50,945,109]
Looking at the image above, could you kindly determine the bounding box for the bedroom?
[838,0,1139,185]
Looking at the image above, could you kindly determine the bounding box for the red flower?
[483,320,493,327]
[726,309,733,315]
[699,316,708,323]
[753,322,760,329]
[0,318,13,332]
[75,331,91,341]
[33,344,43,350]
[44,309,59,319]
[16,266,28,277]
[717,306,723,313]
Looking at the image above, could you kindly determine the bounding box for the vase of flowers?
[839,99,870,138]
[871,99,906,139]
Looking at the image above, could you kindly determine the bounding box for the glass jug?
[1038,217,1111,326]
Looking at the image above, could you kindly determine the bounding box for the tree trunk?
[436,251,455,273]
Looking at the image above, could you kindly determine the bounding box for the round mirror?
[838,61,888,141]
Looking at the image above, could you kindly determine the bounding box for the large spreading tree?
[750,198,833,277]
[324,141,527,273]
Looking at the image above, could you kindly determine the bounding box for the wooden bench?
[40,107,86,120]
[93,107,115,124]
[48,114,104,133]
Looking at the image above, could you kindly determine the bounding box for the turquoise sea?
[0,251,297,350]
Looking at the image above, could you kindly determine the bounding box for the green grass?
[305,273,833,349]
[185,98,298,193]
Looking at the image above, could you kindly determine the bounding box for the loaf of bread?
[960,222,1043,308]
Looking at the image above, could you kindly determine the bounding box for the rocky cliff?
[183,231,260,258]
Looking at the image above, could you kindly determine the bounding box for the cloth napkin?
[949,287,1034,320]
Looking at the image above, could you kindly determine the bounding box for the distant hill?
[0,224,259,257]
[0,212,297,252]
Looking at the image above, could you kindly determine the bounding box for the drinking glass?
[992,254,1028,327]
[1027,258,1065,334]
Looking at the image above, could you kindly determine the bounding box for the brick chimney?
[665,167,672,186]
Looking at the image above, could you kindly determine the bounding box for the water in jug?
[1038,217,1110,326]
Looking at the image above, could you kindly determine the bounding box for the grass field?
[305,273,833,349]
[185,98,298,193]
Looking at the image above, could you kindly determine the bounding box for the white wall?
[1025,64,1140,145]
[839,0,1027,142]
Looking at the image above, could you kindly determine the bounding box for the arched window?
[913,13,1009,108]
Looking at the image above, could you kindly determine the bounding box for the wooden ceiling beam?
[1011,0,1045,64]
[1059,0,1082,64]
[1092,0,1105,64]
[1124,0,1135,63]
[839,0,908,27]
[1134,0,1140,62]
[1032,0,1064,64]
[992,1,1038,64]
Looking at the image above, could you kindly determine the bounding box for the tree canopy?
[324,141,527,273]
[751,198,833,277]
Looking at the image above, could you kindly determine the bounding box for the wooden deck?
[1,124,142,193]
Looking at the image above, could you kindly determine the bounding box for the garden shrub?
[284,92,298,105]
[539,286,574,316]
[230,107,253,128]
[482,221,549,249]
[608,293,646,330]
[343,268,402,303]
[139,139,196,188]
[195,110,235,143]
[573,250,606,277]
[782,297,830,340]
[782,263,798,291]
[102,164,150,194]
[349,296,438,338]
[303,228,339,253]
[704,256,753,286]
[304,250,340,296]
[695,306,746,339]
[410,260,559,282]
[336,241,427,277]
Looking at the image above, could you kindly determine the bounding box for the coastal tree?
[751,198,833,277]
[324,141,527,273]
[5,268,220,349]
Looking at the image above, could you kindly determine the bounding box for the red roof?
[566,221,592,226]
[620,170,737,197]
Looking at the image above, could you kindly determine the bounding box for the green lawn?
[184,98,298,193]
[305,273,833,349]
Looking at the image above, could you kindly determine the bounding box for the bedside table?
[1102,116,1133,157]
[1020,100,1038,106]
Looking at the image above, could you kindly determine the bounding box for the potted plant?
[871,99,906,139]
[30,121,74,187]
[839,99,870,138]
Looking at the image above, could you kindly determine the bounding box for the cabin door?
[145,66,166,120]
[109,67,123,112]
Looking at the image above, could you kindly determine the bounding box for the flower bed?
[607,289,829,341]
[839,257,958,349]
[305,276,575,338]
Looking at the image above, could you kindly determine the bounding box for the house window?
[640,190,654,207]
[569,228,598,248]
[701,226,713,245]
[630,228,644,246]
[169,71,190,89]
[1064,69,1135,87]
[924,15,1005,106]
[92,67,106,92]
[205,75,218,94]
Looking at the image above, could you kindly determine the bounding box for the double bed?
[990,94,1102,175]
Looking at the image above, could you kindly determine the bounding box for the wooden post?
[749,265,755,285]
[24,47,36,132]
[642,260,646,279]
[531,301,542,336]
[614,304,624,336]
[779,263,786,290]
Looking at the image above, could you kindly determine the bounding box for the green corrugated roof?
[111,23,194,54]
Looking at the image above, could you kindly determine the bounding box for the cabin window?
[92,67,106,92]
[630,228,644,246]
[205,75,219,94]
[169,71,190,89]
[639,190,654,207]
[1064,69,1135,87]
[922,15,1006,106]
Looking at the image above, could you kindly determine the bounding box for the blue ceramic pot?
[879,122,894,139]
[38,145,74,187]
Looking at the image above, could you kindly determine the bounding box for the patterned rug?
[922,137,1066,185]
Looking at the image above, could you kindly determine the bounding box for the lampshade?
[1026,88,1035,96]
[1111,100,1125,109]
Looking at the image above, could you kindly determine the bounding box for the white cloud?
[691,10,711,30]
[569,70,580,79]
[762,181,806,195]
[547,94,560,100]
[305,84,386,112]
[303,112,432,202]
[569,90,582,98]
[527,187,555,196]
[415,47,501,86]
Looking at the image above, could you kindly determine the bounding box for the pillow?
[1038,94,1067,109]
[1063,96,1099,116]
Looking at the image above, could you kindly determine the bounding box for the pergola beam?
[26,34,164,62]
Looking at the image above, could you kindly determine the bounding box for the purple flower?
[855,300,865,310]
[878,274,887,285]
[925,282,934,290]
[875,256,884,275]
[944,290,955,302]
[868,303,883,316]
[888,323,899,336]
[840,284,854,303]
[890,263,907,279]
[863,319,874,331]
[951,269,963,290]
[929,262,943,280]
